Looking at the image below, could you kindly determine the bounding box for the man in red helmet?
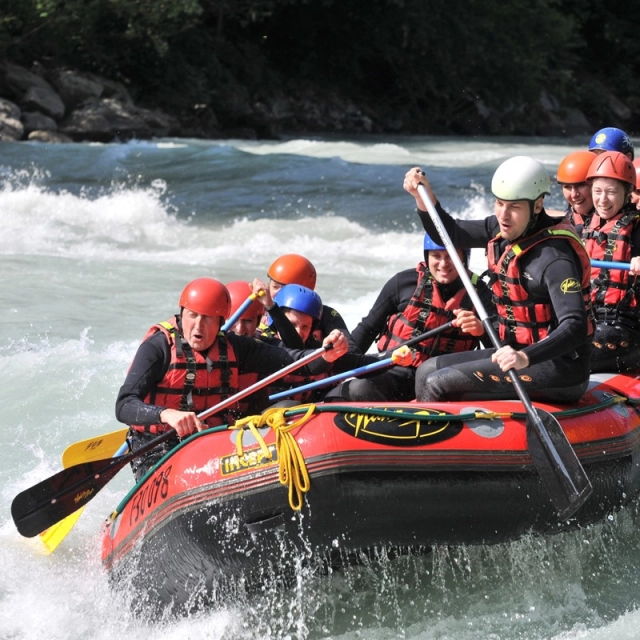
[225,280,265,337]
[116,277,348,480]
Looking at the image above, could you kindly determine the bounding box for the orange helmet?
[557,150,597,184]
[179,278,230,318]
[267,254,317,290]
[587,151,636,187]
[225,280,264,319]
[633,159,640,190]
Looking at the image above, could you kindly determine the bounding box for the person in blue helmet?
[589,127,634,161]
[257,284,366,402]
[324,233,493,402]
[258,284,325,348]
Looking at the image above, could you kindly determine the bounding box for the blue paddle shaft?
[221,295,255,331]
[269,357,393,401]
[591,259,630,271]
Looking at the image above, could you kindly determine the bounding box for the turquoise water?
[2,134,640,640]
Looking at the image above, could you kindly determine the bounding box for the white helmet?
[491,156,551,201]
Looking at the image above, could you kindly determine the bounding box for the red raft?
[100,370,640,613]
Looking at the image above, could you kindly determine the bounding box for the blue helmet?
[589,127,634,160]
[423,233,469,263]
[274,284,323,321]
[423,233,445,251]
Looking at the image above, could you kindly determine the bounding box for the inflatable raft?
[100,370,640,613]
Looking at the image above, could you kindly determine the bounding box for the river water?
[2,134,640,640]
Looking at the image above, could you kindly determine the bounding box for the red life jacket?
[487,222,594,347]
[376,262,480,366]
[582,208,640,316]
[131,317,240,434]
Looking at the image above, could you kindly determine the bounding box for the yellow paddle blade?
[38,428,128,553]
[61,428,128,468]
[38,507,84,554]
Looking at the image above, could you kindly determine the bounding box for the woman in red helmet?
[556,150,597,226]
[116,277,348,480]
[580,151,640,372]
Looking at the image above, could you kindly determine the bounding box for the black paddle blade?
[12,429,175,538]
[11,457,126,538]
[526,408,592,520]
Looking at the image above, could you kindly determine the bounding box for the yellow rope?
[230,404,318,511]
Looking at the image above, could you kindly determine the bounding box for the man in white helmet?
[403,156,595,404]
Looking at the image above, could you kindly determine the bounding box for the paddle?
[12,345,331,538]
[39,440,130,554]
[61,428,129,468]
[221,290,265,331]
[591,259,631,271]
[416,184,592,519]
[268,321,454,401]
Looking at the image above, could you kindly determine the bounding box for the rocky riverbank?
[0,60,634,143]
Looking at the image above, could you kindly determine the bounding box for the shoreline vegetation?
[0,1,637,144]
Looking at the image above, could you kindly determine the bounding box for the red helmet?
[267,254,317,290]
[586,151,636,187]
[557,150,597,184]
[633,159,640,190]
[179,278,230,318]
[225,280,264,319]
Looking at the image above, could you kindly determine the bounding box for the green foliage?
[0,0,638,133]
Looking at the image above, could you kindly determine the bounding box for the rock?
[60,97,178,141]
[27,130,73,143]
[98,77,134,105]
[0,113,24,141]
[559,108,592,136]
[22,111,57,134]
[2,61,52,98]
[49,69,103,107]
[22,85,65,119]
[0,97,20,120]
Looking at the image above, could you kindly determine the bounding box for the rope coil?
[231,404,318,510]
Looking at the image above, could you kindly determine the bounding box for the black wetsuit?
[415,203,591,404]
[326,266,495,402]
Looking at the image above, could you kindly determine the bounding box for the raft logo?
[334,407,462,446]
[221,444,278,476]
[560,278,581,293]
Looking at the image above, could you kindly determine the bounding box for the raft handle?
[245,511,286,535]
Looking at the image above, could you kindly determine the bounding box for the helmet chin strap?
[521,198,543,237]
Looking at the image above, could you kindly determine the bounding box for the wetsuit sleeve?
[417,202,497,249]
[521,246,589,366]
[230,333,332,376]
[318,305,360,354]
[265,303,305,349]
[115,331,172,426]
